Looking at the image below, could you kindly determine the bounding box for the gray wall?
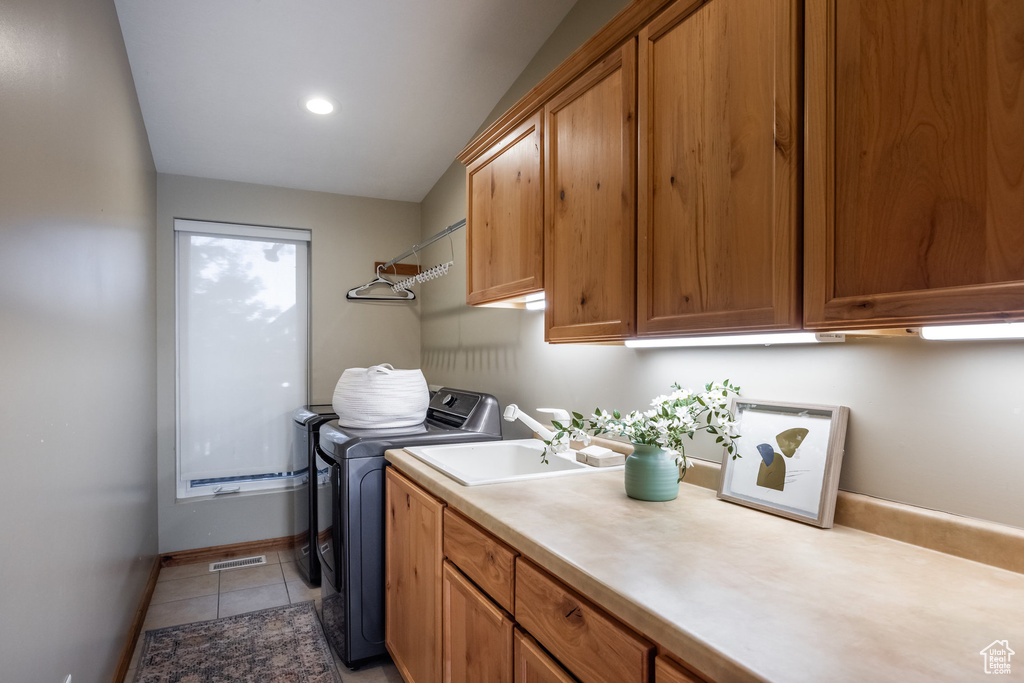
[156,174,421,553]
[0,0,158,680]
[418,0,1024,529]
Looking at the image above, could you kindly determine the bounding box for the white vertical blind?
[175,220,309,486]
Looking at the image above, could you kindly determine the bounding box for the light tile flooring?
[126,551,403,682]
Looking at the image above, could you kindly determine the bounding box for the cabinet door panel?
[385,467,444,683]
[638,0,801,336]
[545,43,637,342]
[466,112,544,305]
[443,561,514,683]
[806,0,1024,327]
[513,629,575,683]
[655,655,704,683]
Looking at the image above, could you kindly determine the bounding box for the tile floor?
[126,551,403,682]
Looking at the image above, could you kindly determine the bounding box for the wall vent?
[209,555,267,572]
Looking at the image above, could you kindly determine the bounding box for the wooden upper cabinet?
[385,467,445,683]
[544,42,637,343]
[466,112,544,306]
[637,0,802,336]
[805,0,1024,328]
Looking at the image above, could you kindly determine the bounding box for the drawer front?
[514,559,652,683]
[514,628,574,683]
[444,508,517,612]
[655,655,704,683]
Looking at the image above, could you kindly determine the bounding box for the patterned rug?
[132,601,342,682]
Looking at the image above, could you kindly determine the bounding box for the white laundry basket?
[332,364,429,429]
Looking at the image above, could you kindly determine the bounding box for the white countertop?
[386,448,1024,682]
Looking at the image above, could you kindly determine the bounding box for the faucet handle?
[536,408,571,424]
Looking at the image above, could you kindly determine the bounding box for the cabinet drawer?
[514,559,652,683]
[444,508,517,613]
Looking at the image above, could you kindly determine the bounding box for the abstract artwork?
[717,400,849,528]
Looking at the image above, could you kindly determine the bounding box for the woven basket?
[332,364,429,429]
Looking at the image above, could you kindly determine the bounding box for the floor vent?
[209,555,267,572]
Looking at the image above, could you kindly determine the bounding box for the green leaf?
[573,411,584,420]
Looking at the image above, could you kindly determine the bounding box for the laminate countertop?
[385,449,1024,682]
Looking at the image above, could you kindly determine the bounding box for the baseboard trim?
[160,532,306,567]
[112,556,161,683]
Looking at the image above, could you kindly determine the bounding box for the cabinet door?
[655,655,704,683]
[544,42,637,343]
[466,112,544,305]
[805,0,1024,328]
[514,629,574,683]
[442,561,514,683]
[637,0,801,336]
[385,467,444,683]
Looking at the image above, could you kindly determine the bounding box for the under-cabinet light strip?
[625,332,846,348]
[920,323,1024,341]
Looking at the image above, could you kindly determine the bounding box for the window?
[175,219,310,498]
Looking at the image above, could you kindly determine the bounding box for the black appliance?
[291,405,338,585]
[315,387,502,668]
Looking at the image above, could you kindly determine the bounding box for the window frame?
[173,218,312,500]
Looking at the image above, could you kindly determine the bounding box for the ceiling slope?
[114,0,575,201]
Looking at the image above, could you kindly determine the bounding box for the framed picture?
[717,400,850,528]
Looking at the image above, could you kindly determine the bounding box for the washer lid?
[293,404,338,425]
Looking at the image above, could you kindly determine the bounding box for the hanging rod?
[380,218,466,272]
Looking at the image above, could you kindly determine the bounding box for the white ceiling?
[114,0,575,202]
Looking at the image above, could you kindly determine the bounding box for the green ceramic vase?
[624,443,679,501]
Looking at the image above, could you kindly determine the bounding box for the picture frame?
[717,399,850,528]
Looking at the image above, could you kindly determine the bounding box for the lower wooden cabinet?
[385,467,444,683]
[513,629,575,683]
[515,558,653,683]
[442,561,514,683]
[387,465,703,683]
[655,655,703,683]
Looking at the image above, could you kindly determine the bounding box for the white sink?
[404,439,611,486]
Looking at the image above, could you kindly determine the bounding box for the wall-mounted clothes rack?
[346,218,466,301]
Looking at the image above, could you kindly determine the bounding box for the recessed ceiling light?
[304,97,335,115]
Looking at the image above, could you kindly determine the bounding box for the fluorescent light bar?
[522,292,546,303]
[625,332,845,348]
[525,300,546,311]
[920,322,1024,341]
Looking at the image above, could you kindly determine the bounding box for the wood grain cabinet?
[465,111,545,306]
[544,42,637,342]
[655,655,704,683]
[385,467,444,683]
[636,0,802,337]
[515,558,653,683]
[513,629,575,683]
[387,466,706,683]
[805,0,1024,329]
[442,561,514,683]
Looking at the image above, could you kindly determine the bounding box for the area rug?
[132,601,342,682]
